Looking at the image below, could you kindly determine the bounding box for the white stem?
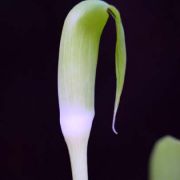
[60,108,93,180]
[66,135,89,180]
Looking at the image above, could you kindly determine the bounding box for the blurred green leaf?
[149,136,180,180]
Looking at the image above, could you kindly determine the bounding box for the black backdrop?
[0,0,180,179]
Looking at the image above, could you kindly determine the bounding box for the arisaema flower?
[57,1,126,180]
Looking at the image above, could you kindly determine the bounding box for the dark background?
[0,0,179,179]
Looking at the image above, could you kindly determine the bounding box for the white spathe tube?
[60,105,94,138]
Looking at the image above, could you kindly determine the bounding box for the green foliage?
[149,136,180,180]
